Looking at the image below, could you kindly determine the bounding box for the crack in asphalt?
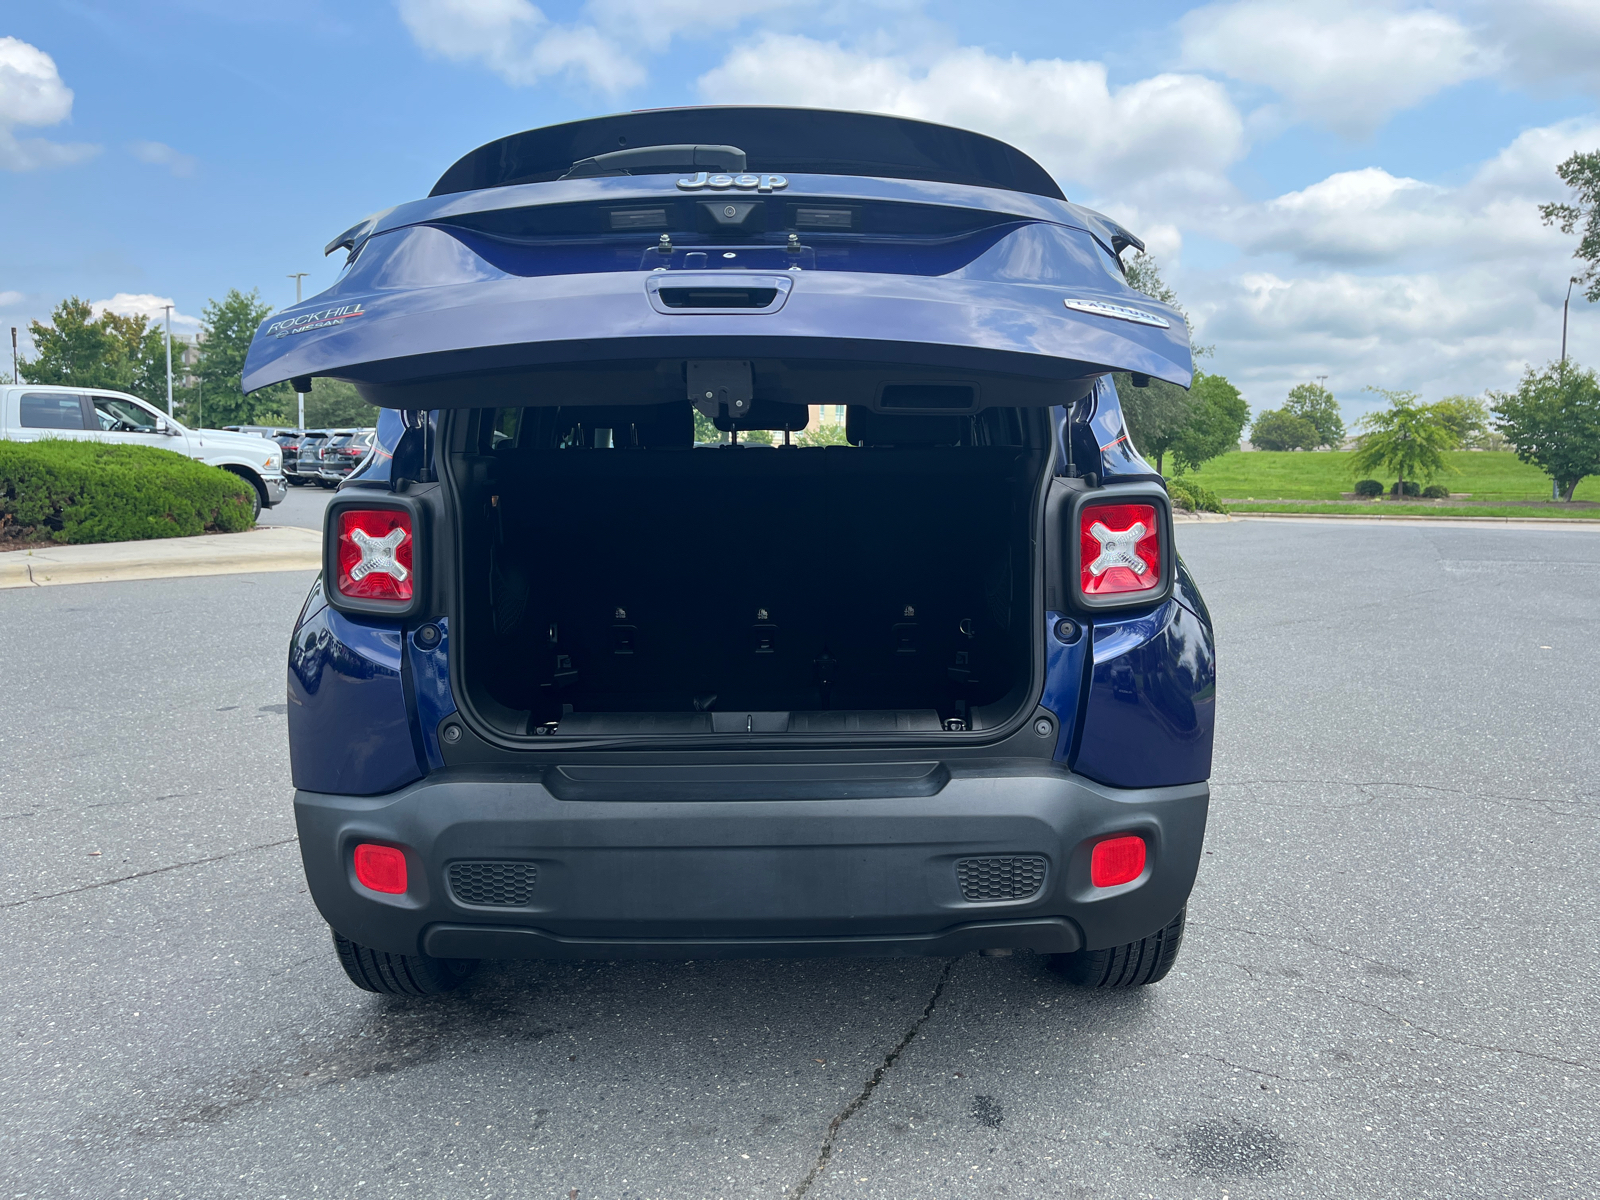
[1331,992,1600,1074]
[1194,921,1414,974]
[0,837,299,910]
[1188,1052,1328,1085]
[1214,776,1600,821]
[785,957,958,1199]
[1198,923,1598,1072]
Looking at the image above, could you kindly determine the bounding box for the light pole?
[10,327,17,384]
[163,304,174,416]
[1562,276,1580,365]
[288,273,309,431]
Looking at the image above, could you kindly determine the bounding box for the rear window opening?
[444,382,1054,743]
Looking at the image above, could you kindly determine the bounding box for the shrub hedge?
[0,439,256,547]
[1166,475,1227,513]
[1421,483,1450,499]
[1353,478,1385,497]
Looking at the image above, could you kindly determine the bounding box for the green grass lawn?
[1182,450,1600,504]
[1226,502,1600,520]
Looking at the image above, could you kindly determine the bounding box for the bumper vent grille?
[448,861,538,907]
[956,856,1047,902]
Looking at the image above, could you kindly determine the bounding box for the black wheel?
[287,475,309,487]
[225,470,264,520]
[1049,907,1185,988]
[331,929,477,996]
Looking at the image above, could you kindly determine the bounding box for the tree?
[692,408,724,444]
[20,297,168,401]
[1116,373,1193,473]
[195,289,292,427]
[1124,252,1181,313]
[1540,149,1600,302]
[1117,254,1191,472]
[1282,382,1344,447]
[303,378,373,428]
[1169,371,1249,473]
[1249,408,1319,451]
[1427,394,1489,448]
[1489,361,1600,500]
[1351,388,1457,494]
[797,420,851,447]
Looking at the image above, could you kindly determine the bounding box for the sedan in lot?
[316,430,375,484]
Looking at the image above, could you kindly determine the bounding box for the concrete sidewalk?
[0,525,321,589]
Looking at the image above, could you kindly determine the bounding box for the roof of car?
[430,107,1064,201]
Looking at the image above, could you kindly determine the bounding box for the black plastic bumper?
[294,762,1208,961]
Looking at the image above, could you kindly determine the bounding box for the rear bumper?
[295,763,1208,961]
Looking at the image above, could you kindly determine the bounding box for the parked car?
[245,108,1211,997]
[304,428,361,487]
[0,385,286,516]
[269,431,312,484]
[293,431,333,484]
[317,429,376,484]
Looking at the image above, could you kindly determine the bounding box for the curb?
[1225,512,1600,529]
[0,526,322,589]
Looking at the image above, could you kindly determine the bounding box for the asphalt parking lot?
[266,482,334,530]
[3,520,1597,1199]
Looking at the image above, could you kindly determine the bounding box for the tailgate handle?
[659,287,776,309]
[647,272,793,315]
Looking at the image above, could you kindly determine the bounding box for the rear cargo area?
[449,402,1049,738]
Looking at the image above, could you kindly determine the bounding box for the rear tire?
[332,930,477,996]
[1049,906,1185,988]
[223,468,264,519]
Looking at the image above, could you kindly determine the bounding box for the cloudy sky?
[4,0,1599,420]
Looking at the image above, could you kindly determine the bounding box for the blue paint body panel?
[242,173,1190,396]
[288,588,423,796]
[1039,610,1089,762]
[406,617,458,771]
[1072,598,1216,789]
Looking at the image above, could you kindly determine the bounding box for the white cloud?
[129,140,196,177]
[697,34,1247,205]
[395,0,642,93]
[1203,118,1600,269]
[1180,2,1490,138]
[585,0,816,52]
[1195,259,1595,420]
[1480,0,1600,93]
[1166,116,1600,416]
[91,294,202,332]
[0,289,23,308]
[0,37,99,171]
[395,0,880,92]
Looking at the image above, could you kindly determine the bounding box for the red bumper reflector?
[336,509,413,602]
[1090,835,1147,887]
[353,843,408,894]
[1080,502,1160,596]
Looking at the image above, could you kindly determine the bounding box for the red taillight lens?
[336,509,413,602]
[1090,835,1147,887]
[1080,503,1160,596]
[353,843,407,894]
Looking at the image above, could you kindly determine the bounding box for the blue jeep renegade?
[245,108,1214,997]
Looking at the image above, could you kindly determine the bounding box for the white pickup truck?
[0,384,287,516]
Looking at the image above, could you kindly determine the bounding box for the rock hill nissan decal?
[268,304,367,339]
[677,172,788,193]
